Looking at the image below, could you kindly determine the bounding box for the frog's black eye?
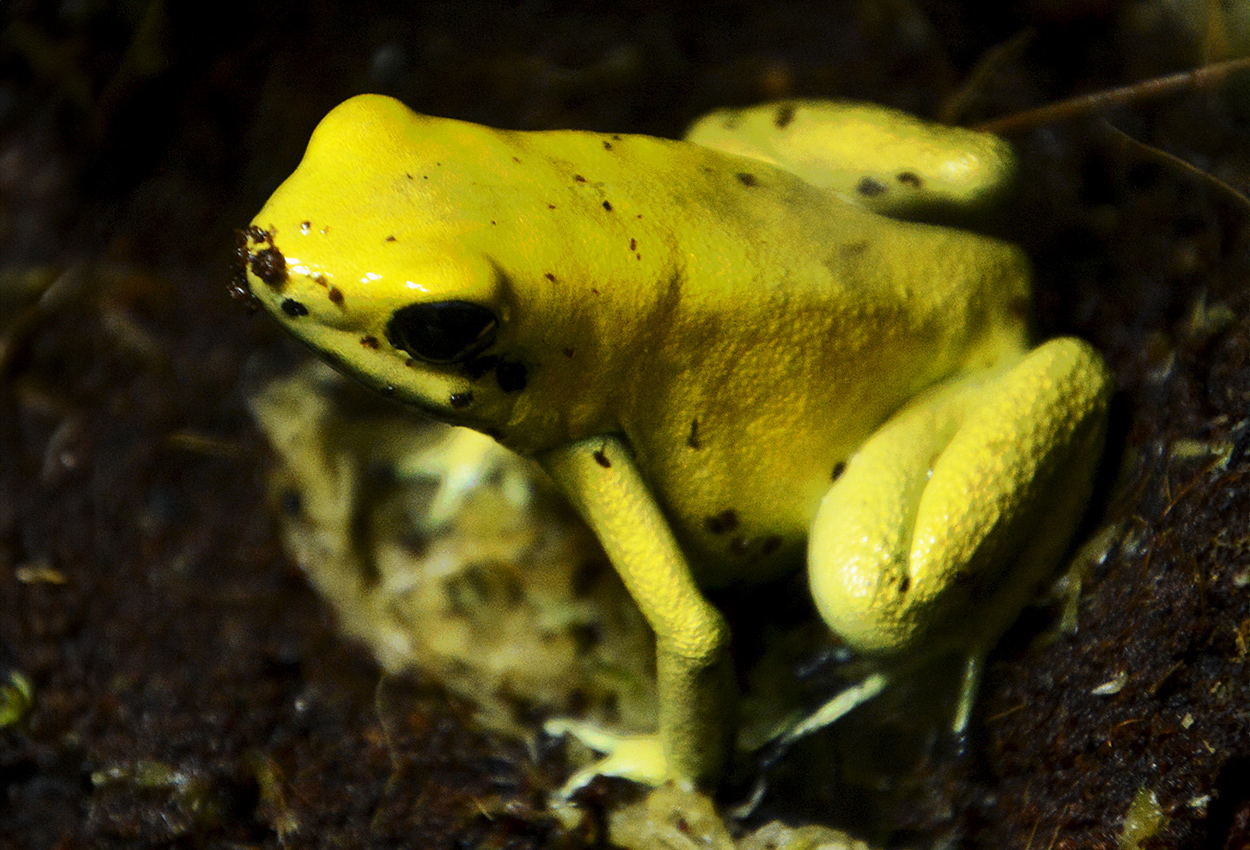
[386,301,498,364]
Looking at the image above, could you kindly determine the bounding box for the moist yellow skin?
[240,94,1111,791]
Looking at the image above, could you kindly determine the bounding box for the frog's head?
[236,95,530,436]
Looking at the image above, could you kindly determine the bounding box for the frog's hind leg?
[805,337,1111,728]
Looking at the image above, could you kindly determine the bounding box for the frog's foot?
[950,653,983,737]
[773,671,889,752]
[544,718,674,799]
[768,649,981,756]
[723,671,890,819]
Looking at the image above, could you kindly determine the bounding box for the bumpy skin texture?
[240,94,1111,790]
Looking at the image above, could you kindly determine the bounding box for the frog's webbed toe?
[544,718,674,799]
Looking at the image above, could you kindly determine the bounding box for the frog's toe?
[544,719,673,798]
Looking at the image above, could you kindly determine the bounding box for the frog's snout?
[233,225,310,320]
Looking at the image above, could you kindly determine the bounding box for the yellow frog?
[237,94,1111,793]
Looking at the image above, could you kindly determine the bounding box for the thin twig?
[974,57,1250,135]
[1102,120,1250,211]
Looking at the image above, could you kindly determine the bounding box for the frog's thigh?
[808,337,1110,657]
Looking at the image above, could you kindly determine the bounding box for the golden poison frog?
[237,94,1111,793]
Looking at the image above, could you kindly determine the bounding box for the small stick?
[973,57,1250,135]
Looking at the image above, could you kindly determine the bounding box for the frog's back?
[518,131,1036,585]
[603,193,1032,584]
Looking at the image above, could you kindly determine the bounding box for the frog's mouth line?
[237,269,497,428]
[285,325,472,418]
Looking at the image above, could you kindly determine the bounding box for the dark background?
[2,1,1248,847]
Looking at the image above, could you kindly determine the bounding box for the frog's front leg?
[808,337,1111,728]
[541,436,735,792]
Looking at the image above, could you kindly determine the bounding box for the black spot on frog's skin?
[602,140,613,151]
[774,103,795,129]
[562,347,575,358]
[602,200,613,211]
[896,171,923,189]
[300,221,311,234]
[761,536,782,556]
[857,176,887,197]
[513,156,521,164]
[460,352,527,393]
[736,172,758,187]
[593,449,611,468]
[495,360,527,393]
[328,286,344,305]
[898,574,911,593]
[687,419,702,449]
[386,235,397,242]
[360,335,380,349]
[280,298,308,317]
[629,238,637,251]
[449,391,473,409]
[463,355,500,381]
[831,461,846,482]
[705,509,739,535]
[611,134,622,141]
[574,174,587,183]
[547,204,557,210]
[545,272,557,282]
